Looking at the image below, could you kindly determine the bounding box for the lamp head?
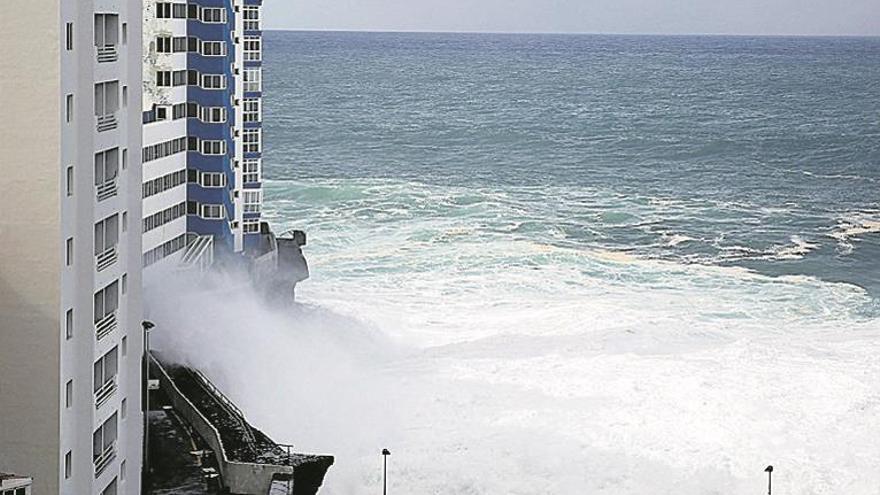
[382,449,391,456]
[142,320,156,331]
[765,466,773,473]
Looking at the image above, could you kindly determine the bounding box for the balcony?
[96,179,118,202]
[94,376,117,409]
[93,442,117,477]
[95,311,117,341]
[96,246,118,272]
[96,45,118,63]
[96,113,118,132]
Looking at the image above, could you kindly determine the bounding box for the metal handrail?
[96,246,118,271]
[94,376,117,409]
[95,311,117,340]
[96,113,118,132]
[96,45,118,63]
[96,179,118,201]
[93,441,117,477]
[193,370,258,455]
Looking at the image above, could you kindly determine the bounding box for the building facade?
[141,0,264,276]
[0,1,145,494]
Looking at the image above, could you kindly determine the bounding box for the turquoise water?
[253,32,880,493]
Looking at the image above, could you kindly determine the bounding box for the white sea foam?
[150,179,880,495]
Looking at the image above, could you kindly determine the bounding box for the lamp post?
[142,320,155,483]
[764,465,773,495]
[381,449,391,495]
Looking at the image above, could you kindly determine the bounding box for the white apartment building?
[0,1,145,494]
[141,2,189,272]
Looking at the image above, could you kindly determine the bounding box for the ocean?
[254,32,879,493]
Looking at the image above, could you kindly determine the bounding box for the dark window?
[66,22,74,51]
[156,2,172,18]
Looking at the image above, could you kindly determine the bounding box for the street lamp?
[142,320,155,483]
[381,449,391,495]
[764,465,773,495]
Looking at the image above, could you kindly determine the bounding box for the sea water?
[198,32,880,493]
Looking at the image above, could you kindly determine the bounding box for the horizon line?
[262,27,880,39]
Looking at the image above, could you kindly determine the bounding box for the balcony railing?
[95,311,117,341]
[96,179,118,202]
[96,246,118,272]
[93,442,117,477]
[96,113,118,132]
[96,45,118,63]
[94,376,117,409]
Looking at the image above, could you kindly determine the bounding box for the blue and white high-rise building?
[142,0,263,275]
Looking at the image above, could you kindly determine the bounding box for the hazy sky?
[263,0,880,36]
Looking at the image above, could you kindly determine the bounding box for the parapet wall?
[150,354,334,494]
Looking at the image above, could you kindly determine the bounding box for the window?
[243,128,261,154]
[156,71,171,87]
[199,106,227,123]
[121,274,127,295]
[243,68,261,92]
[94,14,119,49]
[171,70,186,87]
[122,149,128,170]
[200,7,227,23]
[172,36,187,53]
[94,147,120,192]
[92,413,118,476]
[65,380,74,408]
[65,450,73,479]
[200,204,225,219]
[243,6,260,31]
[243,190,262,214]
[143,202,186,232]
[143,233,187,267]
[201,74,226,90]
[122,212,127,233]
[94,214,119,255]
[93,346,119,405]
[200,172,226,188]
[142,137,187,163]
[66,22,74,50]
[243,98,260,123]
[120,459,126,481]
[243,220,260,234]
[94,80,120,118]
[122,336,127,356]
[156,2,172,18]
[172,102,187,119]
[200,140,227,156]
[93,280,119,324]
[66,308,74,340]
[172,3,187,18]
[101,477,118,495]
[121,398,127,419]
[142,169,187,198]
[66,166,74,196]
[156,36,172,53]
[66,94,74,123]
[122,23,127,45]
[242,159,260,183]
[201,41,226,56]
[243,35,261,62]
[66,237,74,266]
